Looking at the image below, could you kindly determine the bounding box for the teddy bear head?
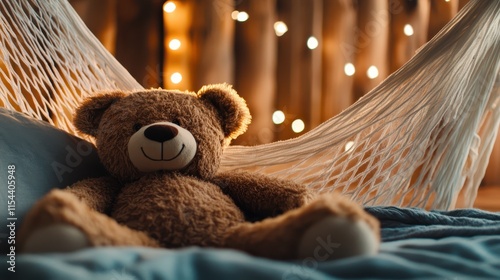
[73,84,250,182]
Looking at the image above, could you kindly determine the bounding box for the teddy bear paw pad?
[296,216,377,261]
[22,224,89,254]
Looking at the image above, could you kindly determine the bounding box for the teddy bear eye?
[132,123,142,132]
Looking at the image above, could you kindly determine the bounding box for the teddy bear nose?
[144,124,178,142]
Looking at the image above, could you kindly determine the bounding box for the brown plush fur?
[18,83,379,260]
[224,193,380,259]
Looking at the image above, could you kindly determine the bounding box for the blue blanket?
[8,207,500,280]
[366,206,500,241]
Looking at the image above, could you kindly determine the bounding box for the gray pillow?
[0,108,106,253]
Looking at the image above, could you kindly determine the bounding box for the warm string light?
[272,111,305,134]
[344,63,356,76]
[307,36,319,50]
[231,9,376,134]
[274,21,288,37]
[367,65,379,79]
[165,8,402,134]
[231,11,249,22]
[231,10,239,20]
[272,110,285,124]
[291,119,305,133]
[170,72,182,84]
[344,141,355,152]
[163,1,189,88]
[404,24,414,36]
[168,39,181,50]
[163,1,176,13]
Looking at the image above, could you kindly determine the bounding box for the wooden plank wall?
[119,0,466,145]
[234,0,277,145]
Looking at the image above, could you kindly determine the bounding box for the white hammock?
[0,0,498,210]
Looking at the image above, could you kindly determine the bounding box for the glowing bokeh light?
[170,72,182,84]
[344,63,356,76]
[236,11,249,22]
[404,24,414,36]
[292,119,305,133]
[345,141,355,152]
[168,39,181,50]
[307,36,319,50]
[163,2,176,13]
[274,21,288,37]
[272,110,285,124]
[367,65,379,79]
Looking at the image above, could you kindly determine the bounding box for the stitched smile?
[141,144,185,161]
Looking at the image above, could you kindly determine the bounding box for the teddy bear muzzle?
[127,122,197,173]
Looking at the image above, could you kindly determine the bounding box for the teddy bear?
[18,83,380,260]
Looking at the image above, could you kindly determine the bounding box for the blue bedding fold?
[10,206,500,280]
[365,206,500,241]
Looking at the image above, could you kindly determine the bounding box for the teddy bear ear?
[198,83,251,139]
[73,92,126,137]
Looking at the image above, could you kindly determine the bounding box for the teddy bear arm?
[212,171,314,219]
[64,176,121,214]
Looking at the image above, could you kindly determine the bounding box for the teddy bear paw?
[22,224,89,254]
[296,217,378,261]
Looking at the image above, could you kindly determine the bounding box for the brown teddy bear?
[18,84,380,260]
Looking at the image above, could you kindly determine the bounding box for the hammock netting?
[0,0,499,210]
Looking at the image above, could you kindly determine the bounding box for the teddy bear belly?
[111,173,246,248]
